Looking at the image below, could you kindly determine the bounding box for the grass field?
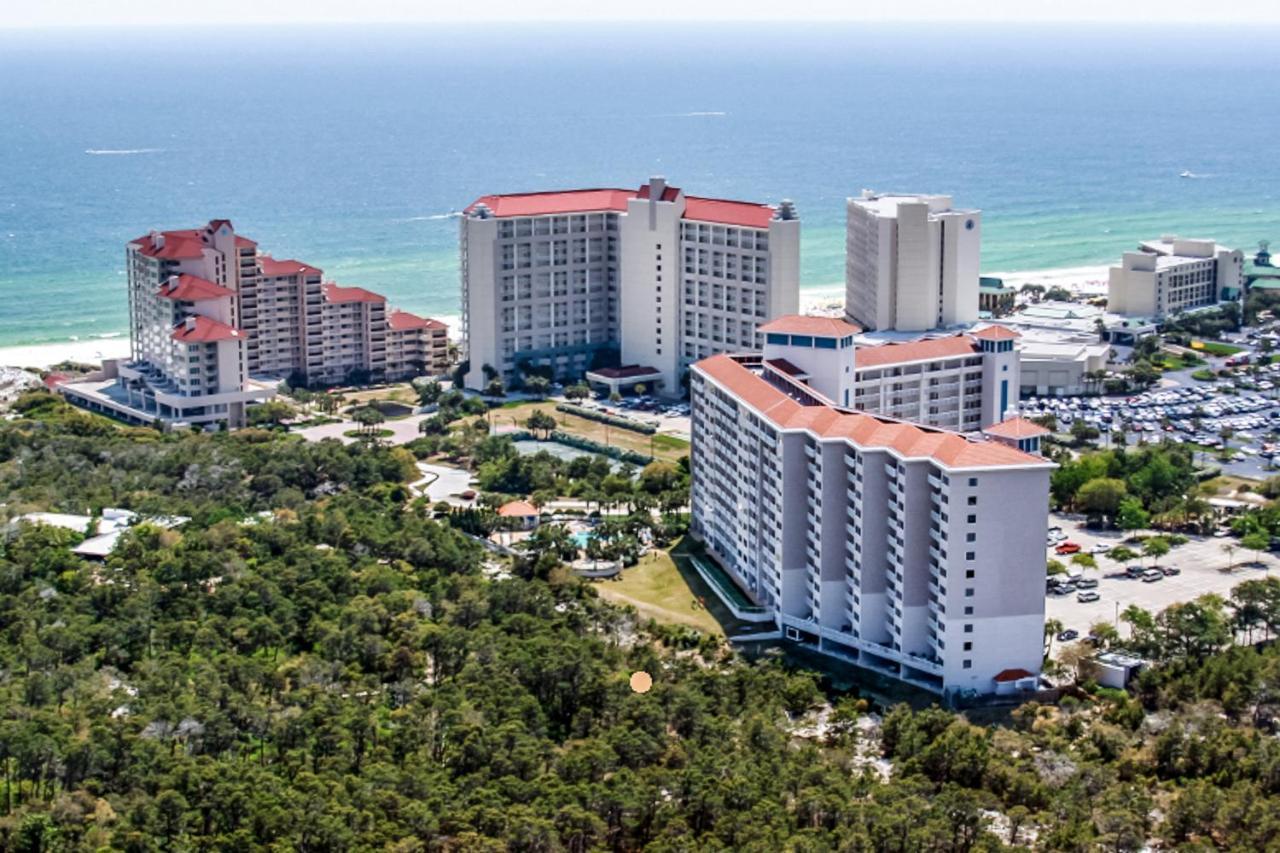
[1192,340,1244,357]
[592,548,725,634]
[486,401,690,463]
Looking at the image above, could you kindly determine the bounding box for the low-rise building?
[1108,236,1243,318]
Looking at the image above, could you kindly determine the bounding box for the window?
[963,642,972,651]
[967,514,976,523]
[967,496,977,506]
[815,336,837,349]
[965,569,975,579]
[964,588,974,597]
[791,335,813,347]
[963,624,973,633]
[966,533,976,543]
[963,660,972,669]
[968,477,978,487]
[965,551,975,560]
[767,333,788,345]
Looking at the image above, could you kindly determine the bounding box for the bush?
[1191,369,1218,382]
[556,403,657,435]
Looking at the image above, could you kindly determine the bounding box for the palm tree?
[1044,618,1064,658]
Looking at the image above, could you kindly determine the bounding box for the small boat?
[1180,170,1196,179]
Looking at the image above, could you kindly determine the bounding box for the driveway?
[295,415,431,446]
[414,462,476,505]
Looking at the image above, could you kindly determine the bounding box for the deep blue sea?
[2,22,1279,347]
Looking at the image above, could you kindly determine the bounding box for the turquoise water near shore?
[1,23,1279,347]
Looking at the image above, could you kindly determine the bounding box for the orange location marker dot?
[629,671,653,693]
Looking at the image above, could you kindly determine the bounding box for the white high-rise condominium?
[689,326,1054,698]
[845,190,981,332]
[459,177,800,394]
[58,220,448,429]
[1107,236,1244,318]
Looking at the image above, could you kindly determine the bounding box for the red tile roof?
[764,358,808,378]
[498,500,539,517]
[259,255,322,277]
[854,335,980,369]
[984,417,1050,439]
[972,324,1021,341]
[694,354,1047,470]
[993,668,1036,683]
[323,283,385,304]
[156,274,234,302]
[234,235,257,248]
[466,189,635,218]
[466,184,780,228]
[130,229,207,260]
[130,220,253,260]
[387,310,447,332]
[170,315,242,344]
[683,196,777,229]
[760,314,862,337]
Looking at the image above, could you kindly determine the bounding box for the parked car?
[1126,565,1146,578]
[1055,542,1082,555]
[1056,629,1079,642]
[1089,543,1112,554]
[1162,566,1181,576]
[1142,568,1164,583]
[1077,590,1101,603]
[1076,577,1099,589]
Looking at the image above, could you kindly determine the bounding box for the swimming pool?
[572,531,593,548]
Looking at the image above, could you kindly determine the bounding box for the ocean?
[1,22,1279,348]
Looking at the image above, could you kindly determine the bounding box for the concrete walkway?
[295,414,431,446]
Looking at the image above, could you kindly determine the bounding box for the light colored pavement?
[295,415,431,446]
[1044,513,1280,635]
[414,462,476,505]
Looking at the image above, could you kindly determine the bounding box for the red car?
[1055,542,1081,555]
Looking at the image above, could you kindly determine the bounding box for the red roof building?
[156,274,235,302]
[170,315,242,344]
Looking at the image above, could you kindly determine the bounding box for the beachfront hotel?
[1107,236,1244,319]
[688,316,1053,697]
[58,220,448,429]
[459,176,800,393]
[845,191,981,332]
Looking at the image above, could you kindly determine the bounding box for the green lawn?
[593,547,727,635]
[1193,340,1244,357]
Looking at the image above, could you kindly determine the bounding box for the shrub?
[556,403,657,435]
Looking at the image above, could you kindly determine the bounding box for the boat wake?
[400,212,462,222]
[85,148,165,156]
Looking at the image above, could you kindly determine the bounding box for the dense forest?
[6,392,1280,850]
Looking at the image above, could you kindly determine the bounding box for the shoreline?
[0,264,1114,370]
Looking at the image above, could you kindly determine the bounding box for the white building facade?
[1108,236,1244,318]
[759,316,1022,433]
[845,191,982,332]
[460,177,800,393]
[689,349,1053,697]
[61,221,447,429]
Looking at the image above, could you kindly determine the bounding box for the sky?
[2,0,1279,28]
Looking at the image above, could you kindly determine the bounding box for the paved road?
[1044,513,1279,636]
[295,415,431,446]
[413,462,476,505]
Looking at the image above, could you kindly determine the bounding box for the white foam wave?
[84,148,165,156]
[400,212,462,222]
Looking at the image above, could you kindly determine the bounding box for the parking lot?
[1043,514,1280,636]
[1020,357,1280,479]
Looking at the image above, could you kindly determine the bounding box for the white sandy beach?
[0,338,132,370]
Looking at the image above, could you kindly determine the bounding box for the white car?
[1089,543,1112,554]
